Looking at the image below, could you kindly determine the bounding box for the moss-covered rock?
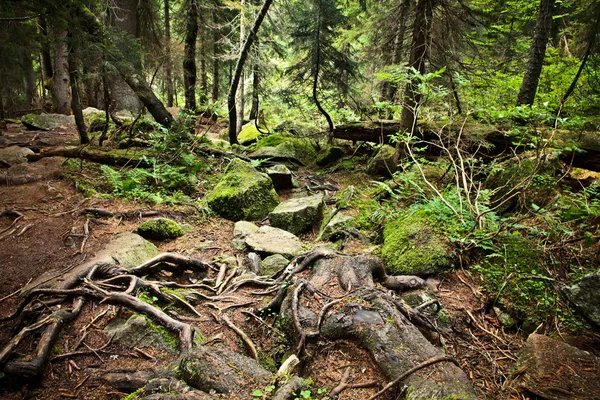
[316,146,344,167]
[136,218,185,240]
[485,152,562,213]
[21,113,74,131]
[259,254,289,276]
[103,315,178,353]
[206,159,280,221]
[367,144,396,176]
[265,164,294,189]
[382,211,453,275]
[245,226,303,258]
[269,194,324,235]
[238,123,262,145]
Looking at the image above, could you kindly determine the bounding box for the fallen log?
[26,145,152,167]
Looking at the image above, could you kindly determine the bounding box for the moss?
[88,114,109,133]
[145,318,179,350]
[121,388,144,400]
[382,211,453,275]
[206,159,279,221]
[238,123,262,145]
[136,218,185,240]
[253,134,317,163]
[315,146,344,167]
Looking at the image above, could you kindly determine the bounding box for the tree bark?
[313,1,334,139]
[227,0,273,144]
[68,48,90,144]
[516,0,556,106]
[399,0,436,134]
[236,0,247,135]
[249,36,260,121]
[164,0,174,107]
[384,0,412,110]
[184,0,199,111]
[52,30,71,115]
[212,23,220,103]
[22,50,37,106]
[119,70,174,128]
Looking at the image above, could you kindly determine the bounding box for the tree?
[184,0,199,111]
[227,0,274,144]
[516,0,556,106]
[286,0,355,138]
[164,0,174,107]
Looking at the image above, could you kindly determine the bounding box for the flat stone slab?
[233,221,259,237]
[245,226,303,258]
[269,194,324,235]
[259,254,289,275]
[266,164,294,190]
[321,212,354,240]
[104,315,178,353]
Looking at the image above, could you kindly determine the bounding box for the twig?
[74,374,89,390]
[79,219,90,253]
[222,314,259,361]
[367,355,456,400]
[464,309,507,345]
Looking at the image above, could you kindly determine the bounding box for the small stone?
[245,226,303,258]
[136,218,185,240]
[269,194,324,235]
[562,270,600,328]
[259,254,289,276]
[493,307,516,329]
[266,164,294,190]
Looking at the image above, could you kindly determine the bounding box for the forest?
[0,0,600,399]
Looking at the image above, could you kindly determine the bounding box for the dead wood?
[26,145,152,167]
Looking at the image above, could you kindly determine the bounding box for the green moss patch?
[136,218,185,240]
[238,123,262,145]
[382,211,453,275]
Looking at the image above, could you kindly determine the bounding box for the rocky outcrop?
[21,113,74,131]
[245,226,303,258]
[269,194,324,235]
[104,315,179,353]
[0,146,34,166]
[316,146,344,167]
[238,122,262,145]
[367,144,396,176]
[562,270,600,328]
[206,159,279,221]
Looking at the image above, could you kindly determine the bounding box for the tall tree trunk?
[119,71,174,128]
[399,0,436,134]
[249,67,259,120]
[52,30,71,115]
[200,21,208,97]
[516,0,556,106]
[184,0,199,111]
[235,0,247,135]
[313,2,334,139]
[38,16,53,102]
[69,48,89,144]
[212,30,220,102]
[164,0,174,107]
[22,50,36,106]
[227,0,273,144]
[385,0,412,109]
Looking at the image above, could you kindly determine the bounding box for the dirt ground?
[0,120,598,400]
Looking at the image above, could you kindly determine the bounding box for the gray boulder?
[206,159,280,221]
[563,271,600,327]
[21,113,74,131]
[0,146,34,166]
[269,194,324,235]
[248,143,303,165]
[259,254,289,276]
[232,221,259,251]
[508,334,600,400]
[245,226,303,258]
[104,315,178,353]
[266,164,294,189]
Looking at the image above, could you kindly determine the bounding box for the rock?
[248,143,303,165]
[180,346,272,397]
[0,146,34,165]
[82,107,105,119]
[269,194,324,235]
[136,218,185,240]
[104,315,179,353]
[245,226,303,258]
[21,232,159,295]
[238,122,262,145]
[320,212,354,240]
[206,159,280,221]
[366,144,396,176]
[562,270,600,327]
[508,334,600,400]
[233,221,259,237]
[382,211,453,275]
[259,254,289,275]
[207,138,231,150]
[316,146,344,167]
[493,307,517,329]
[266,164,294,189]
[21,113,74,131]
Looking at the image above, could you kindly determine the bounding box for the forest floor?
[0,120,598,400]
